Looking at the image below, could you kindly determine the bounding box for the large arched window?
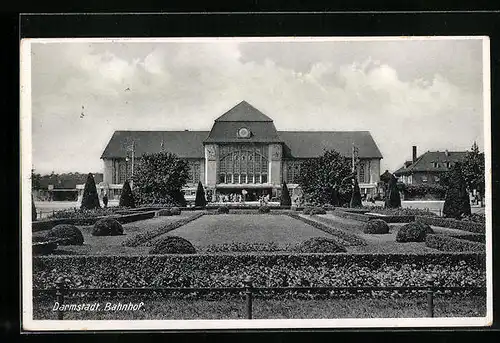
[218,145,269,184]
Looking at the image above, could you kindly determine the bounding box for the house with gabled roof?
[394,146,468,185]
[100,101,383,201]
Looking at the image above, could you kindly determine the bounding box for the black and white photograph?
[21,36,492,330]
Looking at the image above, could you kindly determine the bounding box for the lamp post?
[126,140,135,188]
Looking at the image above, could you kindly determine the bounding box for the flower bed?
[121,212,205,247]
[425,234,486,253]
[32,253,486,292]
[287,213,366,246]
[332,210,371,222]
[416,216,485,234]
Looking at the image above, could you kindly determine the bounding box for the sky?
[28,37,486,175]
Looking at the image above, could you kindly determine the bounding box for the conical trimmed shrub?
[195,181,207,207]
[350,179,362,208]
[119,180,136,208]
[443,162,471,219]
[280,182,292,206]
[80,173,101,209]
[381,170,401,208]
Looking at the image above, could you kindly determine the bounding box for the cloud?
[29,40,484,175]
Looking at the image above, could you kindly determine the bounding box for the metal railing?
[33,276,485,320]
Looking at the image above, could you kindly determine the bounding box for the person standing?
[103,192,108,208]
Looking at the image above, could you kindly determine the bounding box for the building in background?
[34,173,104,201]
[100,101,383,201]
[394,146,467,185]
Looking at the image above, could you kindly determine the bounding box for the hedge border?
[121,212,205,247]
[287,213,367,246]
[425,234,486,253]
[416,216,485,234]
[332,210,371,222]
[32,211,157,232]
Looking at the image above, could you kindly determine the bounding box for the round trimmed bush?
[302,206,313,215]
[363,219,390,234]
[258,205,271,213]
[217,206,230,214]
[92,218,123,236]
[47,224,84,245]
[157,209,172,216]
[170,207,181,215]
[310,207,326,215]
[396,222,434,242]
[149,236,196,254]
[294,237,347,253]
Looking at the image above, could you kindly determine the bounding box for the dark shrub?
[32,194,37,221]
[442,162,471,219]
[92,218,123,236]
[157,209,172,216]
[363,219,390,234]
[350,179,362,208]
[149,236,196,254]
[170,207,181,215]
[217,206,230,214]
[426,234,485,253]
[302,206,313,215]
[258,205,271,213]
[32,236,58,255]
[280,182,292,206]
[294,237,347,253]
[47,224,84,245]
[396,222,434,242]
[195,181,207,207]
[380,170,401,208]
[310,207,326,215]
[119,180,136,208]
[80,173,101,210]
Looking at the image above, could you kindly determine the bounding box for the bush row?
[198,242,291,253]
[445,234,485,243]
[32,253,486,291]
[121,213,205,247]
[287,213,367,246]
[416,216,485,234]
[365,207,437,217]
[332,210,371,222]
[116,211,156,224]
[366,214,415,223]
[425,234,486,253]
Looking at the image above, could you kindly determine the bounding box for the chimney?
[412,146,417,163]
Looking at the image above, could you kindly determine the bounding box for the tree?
[350,178,362,208]
[119,180,136,208]
[195,181,207,207]
[32,194,37,221]
[442,162,471,219]
[132,152,189,206]
[80,173,101,209]
[31,168,42,191]
[280,181,292,206]
[296,150,353,206]
[462,141,485,206]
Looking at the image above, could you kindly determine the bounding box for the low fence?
[34,276,485,320]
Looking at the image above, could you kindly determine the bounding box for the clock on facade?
[237,127,251,138]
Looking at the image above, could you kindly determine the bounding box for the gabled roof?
[101,131,209,159]
[39,173,103,189]
[279,131,383,159]
[394,151,468,176]
[215,101,273,122]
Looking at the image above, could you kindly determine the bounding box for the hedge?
[121,212,205,247]
[32,253,486,291]
[426,234,486,253]
[333,210,371,222]
[365,214,415,223]
[116,211,156,224]
[32,212,156,232]
[416,216,485,234]
[287,213,367,246]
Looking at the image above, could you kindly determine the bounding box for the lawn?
[33,294,486,320]
[163,214,333,247]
